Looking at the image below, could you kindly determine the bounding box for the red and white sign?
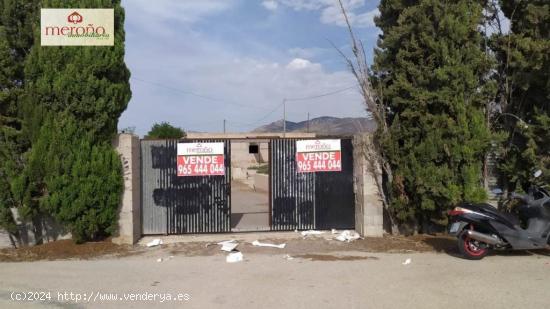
[177,142,225,176]
[296,139,341,173]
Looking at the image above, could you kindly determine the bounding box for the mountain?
[252,116,376,135]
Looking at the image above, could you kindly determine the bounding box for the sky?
[118,0,381,136]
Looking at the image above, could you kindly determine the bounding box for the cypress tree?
[23,0,131,140]
[492,0,549,189]
[27,114,123,243]
[374,0,494,231]
[12,0,131,243]
[0,0,39,244]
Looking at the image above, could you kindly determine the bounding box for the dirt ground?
[0,234,460,262]
[2,233,548,263]
[163,234,457,257]
[0,239,136,262]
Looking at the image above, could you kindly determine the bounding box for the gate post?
[112,133,141,244]
[353,134,384,237]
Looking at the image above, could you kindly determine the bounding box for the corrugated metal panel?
[270,138,354,231]
[270,139,316,230]
[315,138,355,229]
[141,139,231,234]
[141,140,167,234]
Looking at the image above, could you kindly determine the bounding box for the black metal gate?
[270,138,354,230]
[141,139,231,234]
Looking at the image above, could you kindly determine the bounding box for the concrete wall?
[230,140,269,186]
[3,207,71,247]
[231,141,269,168]
[112,133,141,244]
[353,134,384,237]
[253,174,269,192]
[0,229,12,249]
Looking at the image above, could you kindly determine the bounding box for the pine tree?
[374,0,494,232]
[492,0,549,189]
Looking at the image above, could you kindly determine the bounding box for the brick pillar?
[353,134,384,237]
[112,133,141,244]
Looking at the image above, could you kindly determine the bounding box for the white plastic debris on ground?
[402,258,412,265]
[217,240,238,252]
[334,230,361,242]
[283,254,294,260]
[226,251,244,263]
[156,256,174,263]
[251,240,286,249]
[146,239,163,247]
[301,230,325,237]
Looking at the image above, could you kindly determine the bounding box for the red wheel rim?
[463,235,487,256]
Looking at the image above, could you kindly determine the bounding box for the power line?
[133,78,358,130]
[285,85,357,101]
[131,77,270,111]
[234,103,285,128]
[238,85,357,128]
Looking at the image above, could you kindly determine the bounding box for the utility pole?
[283,98,287,137]
[223,119,226,133]
[307,112,310,133]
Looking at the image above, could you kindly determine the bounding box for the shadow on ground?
[422,235,550,259]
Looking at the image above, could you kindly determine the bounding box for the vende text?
[177,155,225,176]
[296,151,341,173]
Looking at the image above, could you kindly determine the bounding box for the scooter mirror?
[534,170,542,178]
[491,188,503,195]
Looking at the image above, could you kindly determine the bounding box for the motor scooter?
[448,170,550,259]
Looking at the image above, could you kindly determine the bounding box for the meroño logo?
[67,11,83,24]
[41,9,114,46]
[44,12,108,38]
[187,144,214,155]
[305,140,331,151]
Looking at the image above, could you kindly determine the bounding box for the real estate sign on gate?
[177,142,225,176]
[296,139,341,173]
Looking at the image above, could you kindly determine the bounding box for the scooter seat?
[476,203,520,226]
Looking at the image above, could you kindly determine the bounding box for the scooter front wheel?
[458,231,489,260]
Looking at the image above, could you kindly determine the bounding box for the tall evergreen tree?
[23,0,131,141]
[374,0,494,231]
[23,114,123,243]
[7,0,131,243]
[0,0,39,245]
[492,0,549,189]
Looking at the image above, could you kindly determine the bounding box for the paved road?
[1,251,549,309]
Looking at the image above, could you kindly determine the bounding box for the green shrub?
[249,164,269,174]
[24,115,123,243]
